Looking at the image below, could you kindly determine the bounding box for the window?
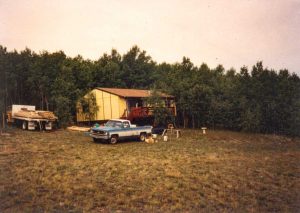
[123,121,130,128]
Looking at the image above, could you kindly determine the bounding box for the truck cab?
[104,119,136,129]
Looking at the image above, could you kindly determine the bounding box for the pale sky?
[1,0,300,74]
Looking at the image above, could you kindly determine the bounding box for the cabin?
[76,87,176,123]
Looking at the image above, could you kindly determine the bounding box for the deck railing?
[121,107,176,121]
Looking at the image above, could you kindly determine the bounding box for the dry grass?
[0,129,299,212]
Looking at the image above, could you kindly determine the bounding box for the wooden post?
[176,130,181,138]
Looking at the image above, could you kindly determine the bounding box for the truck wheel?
[110,135,118,144]
[22,121,28,130]
[139,133,146,142]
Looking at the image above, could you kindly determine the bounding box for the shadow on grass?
[93,138,144,145]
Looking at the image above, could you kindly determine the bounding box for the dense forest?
[0,45,299,136]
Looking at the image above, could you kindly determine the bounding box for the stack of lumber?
[14,110,43,119]
[14,110,57,120]
[67,126,91,132]
[37,111,57,120]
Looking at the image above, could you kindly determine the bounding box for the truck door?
[122,121,132,137]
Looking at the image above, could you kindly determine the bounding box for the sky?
[1,0,300,74]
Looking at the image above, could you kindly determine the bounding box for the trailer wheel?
[110,135,118,144]
[22,121,28,130]
[139,133,147,142]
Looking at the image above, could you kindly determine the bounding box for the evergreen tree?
[0,44,299,135]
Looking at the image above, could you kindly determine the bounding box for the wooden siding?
[76,89,127,122]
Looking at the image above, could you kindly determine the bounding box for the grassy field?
[0,128,299,212]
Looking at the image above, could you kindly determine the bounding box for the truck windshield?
[105,120,123,128]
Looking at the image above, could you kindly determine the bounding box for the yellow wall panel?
[95,90,103,120]
[111,95,119,119]
[102,91,111,120]
[119,97,127,117]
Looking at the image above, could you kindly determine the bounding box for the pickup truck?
[90,119,152,144]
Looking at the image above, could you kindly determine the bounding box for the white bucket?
[163,135,168,141]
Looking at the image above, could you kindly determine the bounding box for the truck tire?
[110,135,118,144]
[22,121,28,130]
[139,133,146,142]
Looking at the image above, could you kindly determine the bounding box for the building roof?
[96,87,174,98]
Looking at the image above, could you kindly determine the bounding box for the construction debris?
[14,110,57,120]
[67,126,91,132]
[145,136,158,144]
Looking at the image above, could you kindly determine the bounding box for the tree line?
[0,45,299,136]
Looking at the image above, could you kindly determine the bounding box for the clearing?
[0,129,299,212]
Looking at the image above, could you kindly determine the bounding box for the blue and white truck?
[90,119,152,144]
